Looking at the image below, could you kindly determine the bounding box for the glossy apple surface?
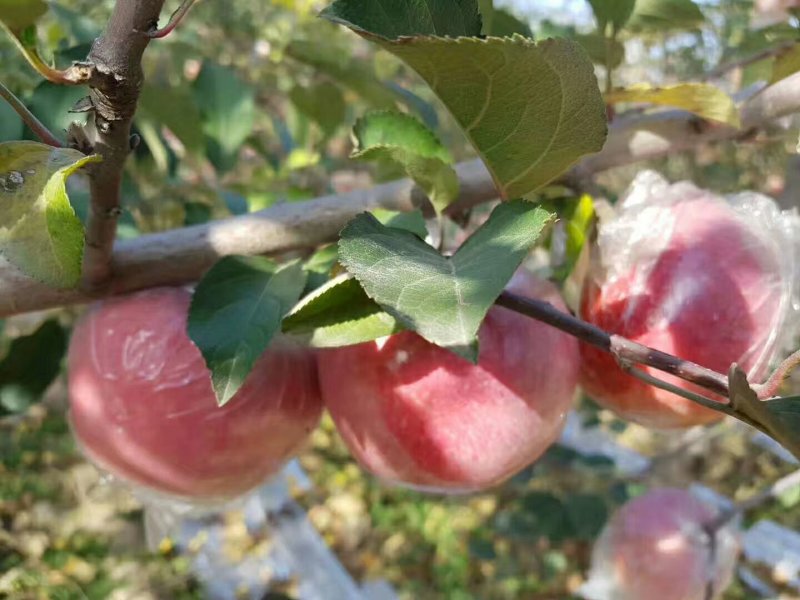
[581,488,739,600]
[68,287,323,502]
[580,195,786,428]
[317,273,580,493]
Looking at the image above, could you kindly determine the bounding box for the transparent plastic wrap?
[580,171,800,428]
[66,286,323,505]
[579,488,740,600]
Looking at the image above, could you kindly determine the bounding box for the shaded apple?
[581,488,739,600]
[68,286,323,502]
[316,272,580,493]
[580,175,792,428]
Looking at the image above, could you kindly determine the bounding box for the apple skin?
[581,488,739,600]
[316,273,580,493]
[67,287,323,503]
[580,195,785,428]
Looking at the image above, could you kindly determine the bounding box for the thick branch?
[0,164,445,315]
[2,72,800,316]
[81,0,167,290]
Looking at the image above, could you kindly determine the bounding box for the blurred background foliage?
[2,0,800,598]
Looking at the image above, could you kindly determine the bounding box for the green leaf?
[564,493,608,540]
[303,244,340,292]
[283,274,402,347]
[290,81,346,138]
[28,81,88,135]
[138,84,205,154]
[576,33,625,68]
[0,0,47,32]
[606,83,740,127]
[488,8,532,38]
[188,257,307,406]
[0,319,66,416]
[338,200,553,360]
[321,2,607,199]
[372,208,428,239]
[286,40,398,109]
[495,492,572,542]
[321,0,482,38]
[352,111,458,213]
[193,62,256,169]
[553,194,594,281]
[0,142,98,288]
[586,0,636,32]
[478,0,493,35]
[0,98,24,142]
[629,0,704,31]
[728,367,800,461]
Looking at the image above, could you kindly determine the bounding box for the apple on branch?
[67,286,323,503]
[316,271,580,493]
[580,172,797,428]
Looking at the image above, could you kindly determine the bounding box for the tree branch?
[80,0,167,291]
[1,71,800,316]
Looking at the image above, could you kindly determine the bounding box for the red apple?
[581,488,739,600]
[580,186,788,428]
[68,287,323,502]
[316,273,580,493]
[754,0,800,26]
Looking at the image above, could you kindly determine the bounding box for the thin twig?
[706,468,800,532]
[0,81,62,147]
[754,348,800,399]
[495,290,731,398]
[704,41,796,82]
[618,362,735,417]
[146,0,198,38]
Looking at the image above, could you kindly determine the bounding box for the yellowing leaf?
[606,83,740,127]
[0,142,99,288]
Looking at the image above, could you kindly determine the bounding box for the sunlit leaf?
[321,0,607,200]
[0,142,98,287]
[283,274,401,347]
[352,111,458,213]
[338,200,553,360]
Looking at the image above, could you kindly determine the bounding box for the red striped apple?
[580,180,790,428]
[581,488,739,600]
[317,272,580,493]
[68,287,323,502]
